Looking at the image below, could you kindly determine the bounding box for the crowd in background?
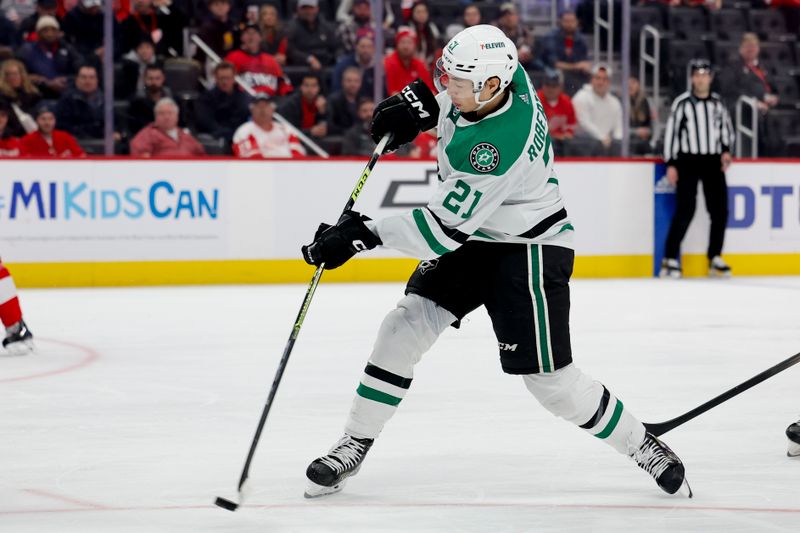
[1,0,799,159]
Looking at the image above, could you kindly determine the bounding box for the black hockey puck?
[215,496,239,511]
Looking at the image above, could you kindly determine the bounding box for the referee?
[660,59,735,279]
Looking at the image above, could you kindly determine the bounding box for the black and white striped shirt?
[663,91,734,163]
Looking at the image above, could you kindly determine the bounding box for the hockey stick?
[644,351,800,437]
[214,134,391,512]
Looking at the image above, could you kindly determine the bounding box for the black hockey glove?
[370,79,439,152]
[301,210,382,270]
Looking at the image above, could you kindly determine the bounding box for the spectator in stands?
[336,0,376,55]
[495,2,535,70]
[128,63,171,135]
[232,93,305,158]
[195,61,250,145]
[16,16,82,98]
[277,71,327,141]
[341,96,374,156]
[55,64,104,139]
[18,0,58,42]
[62,0,105,62]
[327,66,361,135]
[285,0,337,70]
[0,58,41,115]
[536,69,578,156]
[20,103,85,157]
[717,32,780,155]
[629,76,653,156]
[336,0,393,28]
[407,0,440,66]
[444,3,481,39]
[541,10,590,95]
[118,0,186,56]
[718,33,779,114]
[225,23,293,98]
[572,63,622,156]
[117,36,157,99]
[130,97,205,156]
[0,11,21,51]
[259,4,287,66]
[384,26,433,96]
[195,0,238,66]
[332,29,376,98]
[0,99,22,156]
[1,0,37,28]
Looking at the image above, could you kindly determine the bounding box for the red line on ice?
[23,489,110,509]
[1,500,798,516]
[0,338,99,384]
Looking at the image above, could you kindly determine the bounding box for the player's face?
[446,76,477,111]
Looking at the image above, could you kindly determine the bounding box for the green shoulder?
[445,66,534,176]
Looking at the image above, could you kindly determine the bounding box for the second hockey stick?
[215,134,391,512]
[644,350,800,437]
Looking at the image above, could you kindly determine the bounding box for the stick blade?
[214,496,239,512]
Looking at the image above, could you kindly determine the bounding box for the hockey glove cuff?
[301,210,382,270]
[370,79,439,152]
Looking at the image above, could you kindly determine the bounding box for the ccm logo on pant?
[402,86,431,119]
[498,342,518,352]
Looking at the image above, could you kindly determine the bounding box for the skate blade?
[3,339,35,356]
[304,478,347,499]
[708,270,731,279]
[678,477,693,498]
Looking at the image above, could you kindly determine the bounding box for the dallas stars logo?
[469,143,499,173]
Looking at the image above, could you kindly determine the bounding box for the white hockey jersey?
[370,65,574,259]
[232,121,305,158]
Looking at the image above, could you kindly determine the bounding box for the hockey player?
[788,420,800,458]
[301,25,690,499]
[0,260,34,354]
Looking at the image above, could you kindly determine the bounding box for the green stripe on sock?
[412,209,451,255]
[594,399,624,439]
[357,383,402,406]
[547,177,559,185]
[557,223,574,234]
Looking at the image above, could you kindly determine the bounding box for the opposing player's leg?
[0,262,34,355]
[787,420,800,458]
[306,249,483,497]
[488,244,690,496]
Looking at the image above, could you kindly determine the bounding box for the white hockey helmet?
[434,24,518,109]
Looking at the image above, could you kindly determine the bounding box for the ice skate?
[632,432,692,497]
[708,256,732,278]
[305,434,373,498]
[2,319,34,355]
[659,258,682,279]
[787,421,800,458]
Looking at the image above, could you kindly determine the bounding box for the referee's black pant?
[664,154,728,260]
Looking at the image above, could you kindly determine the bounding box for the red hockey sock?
[0,264,23,328]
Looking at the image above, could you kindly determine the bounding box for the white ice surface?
[1,277,798,532]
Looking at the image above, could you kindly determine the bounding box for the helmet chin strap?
[472,81,505,111]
